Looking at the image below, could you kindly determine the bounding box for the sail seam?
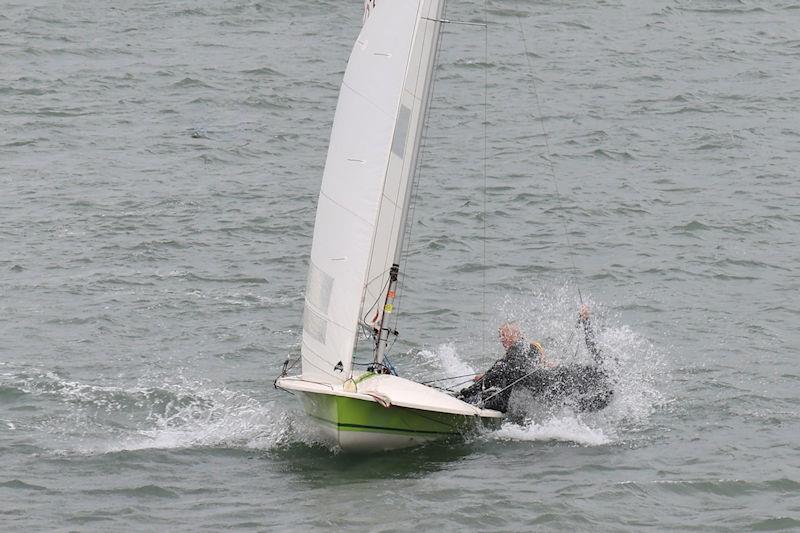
[300,342,345,380]
[341,80,395,120]
[305,296,358,335]
[318,189,374,227]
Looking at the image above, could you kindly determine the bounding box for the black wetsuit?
[457,340,536,412]
[458,317,613,413]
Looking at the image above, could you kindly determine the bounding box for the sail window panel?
[395,96,425,190]
[306,261,333,314]
[301,313,359,381]
[302,304,328,344]
[383,118,413,209]
[391,105,412,158]
[385,94,421,202]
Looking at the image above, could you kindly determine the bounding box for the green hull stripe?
[299,391,500,440]
[308,414,457,436]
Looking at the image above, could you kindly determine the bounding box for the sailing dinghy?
[275,0,503,451]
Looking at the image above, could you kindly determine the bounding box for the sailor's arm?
[579,304,603,365]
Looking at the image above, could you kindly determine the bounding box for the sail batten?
[301,0,446,383]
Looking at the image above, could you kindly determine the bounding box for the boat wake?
[1,370,326,455]
[100,386,320,454]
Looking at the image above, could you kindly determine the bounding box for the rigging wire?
[482,0,489,358]
[516,16,584,304]
[363,275,392,325]
[354,272,390,367]
[395,2,491,365]
[419,372,479,385]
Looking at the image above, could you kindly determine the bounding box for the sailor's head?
[498,321,522,349]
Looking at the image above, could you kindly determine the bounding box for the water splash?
[423,284,666,446]
[108,386,296,453]
[493,415,612,446]
[3,370,327,454]
[415,342,478,390]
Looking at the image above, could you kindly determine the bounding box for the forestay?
[301,0,446,383]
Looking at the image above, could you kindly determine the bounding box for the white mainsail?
[301,0,446,383]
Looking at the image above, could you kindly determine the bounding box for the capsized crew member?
[458,305,613,413]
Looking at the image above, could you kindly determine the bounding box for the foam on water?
[107,386,306,454]
[3,370,327,455]
[493,415,612,446]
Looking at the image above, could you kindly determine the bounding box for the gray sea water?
[2,0,799,530]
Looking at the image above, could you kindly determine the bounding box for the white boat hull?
[276,373,503,452]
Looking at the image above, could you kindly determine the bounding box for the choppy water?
[2,0,799,530]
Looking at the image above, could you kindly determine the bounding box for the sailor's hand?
[473,373,485,382]
[579,304,591,322]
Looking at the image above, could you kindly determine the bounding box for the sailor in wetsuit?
[458,305,613,413]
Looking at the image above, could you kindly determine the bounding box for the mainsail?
[301,0,446,383]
